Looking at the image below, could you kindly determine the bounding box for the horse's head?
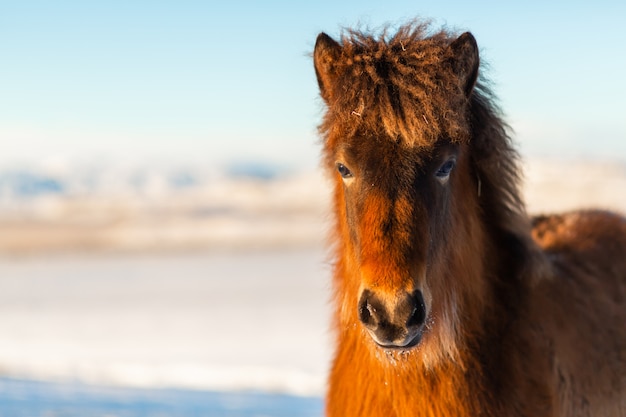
[314,25,489,362]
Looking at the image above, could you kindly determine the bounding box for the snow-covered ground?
[0,249,332,397]
[0,157,624,411]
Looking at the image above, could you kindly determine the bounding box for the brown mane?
[317,22,473,148]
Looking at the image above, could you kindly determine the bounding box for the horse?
[313,21,625,417]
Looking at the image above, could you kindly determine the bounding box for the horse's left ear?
[448,32,479,96]
[314,32,342,103]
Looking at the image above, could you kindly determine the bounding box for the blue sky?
[1,1,625,169]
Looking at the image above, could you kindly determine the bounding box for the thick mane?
[319,22,472,148]
[469,83,547,283]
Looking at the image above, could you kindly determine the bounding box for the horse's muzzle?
[358,289,426,349]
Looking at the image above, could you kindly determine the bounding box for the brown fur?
[313,21,626,417]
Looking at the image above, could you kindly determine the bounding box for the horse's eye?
[336,163,353,179]
[435,158,456,181]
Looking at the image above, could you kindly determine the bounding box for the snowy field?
[0,249,331,416]
[0,249,332,395]
[0,158,625,415]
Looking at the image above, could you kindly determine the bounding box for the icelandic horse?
[313,21,625,417]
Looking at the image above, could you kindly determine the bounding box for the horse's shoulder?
[530,209,626,257]
[526,210,626,414]
[528,209,626,304]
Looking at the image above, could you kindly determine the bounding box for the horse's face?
[334,136,468,350]
[314,30,481,359]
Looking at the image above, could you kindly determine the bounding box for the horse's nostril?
[406,290,426,327]
[358,291,378,328]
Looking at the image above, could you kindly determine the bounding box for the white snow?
[0,250,333,396]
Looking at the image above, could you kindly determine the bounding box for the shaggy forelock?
[321,21,472,148]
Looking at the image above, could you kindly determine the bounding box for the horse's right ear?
[448,32,479,97]
[314,33,342,103]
